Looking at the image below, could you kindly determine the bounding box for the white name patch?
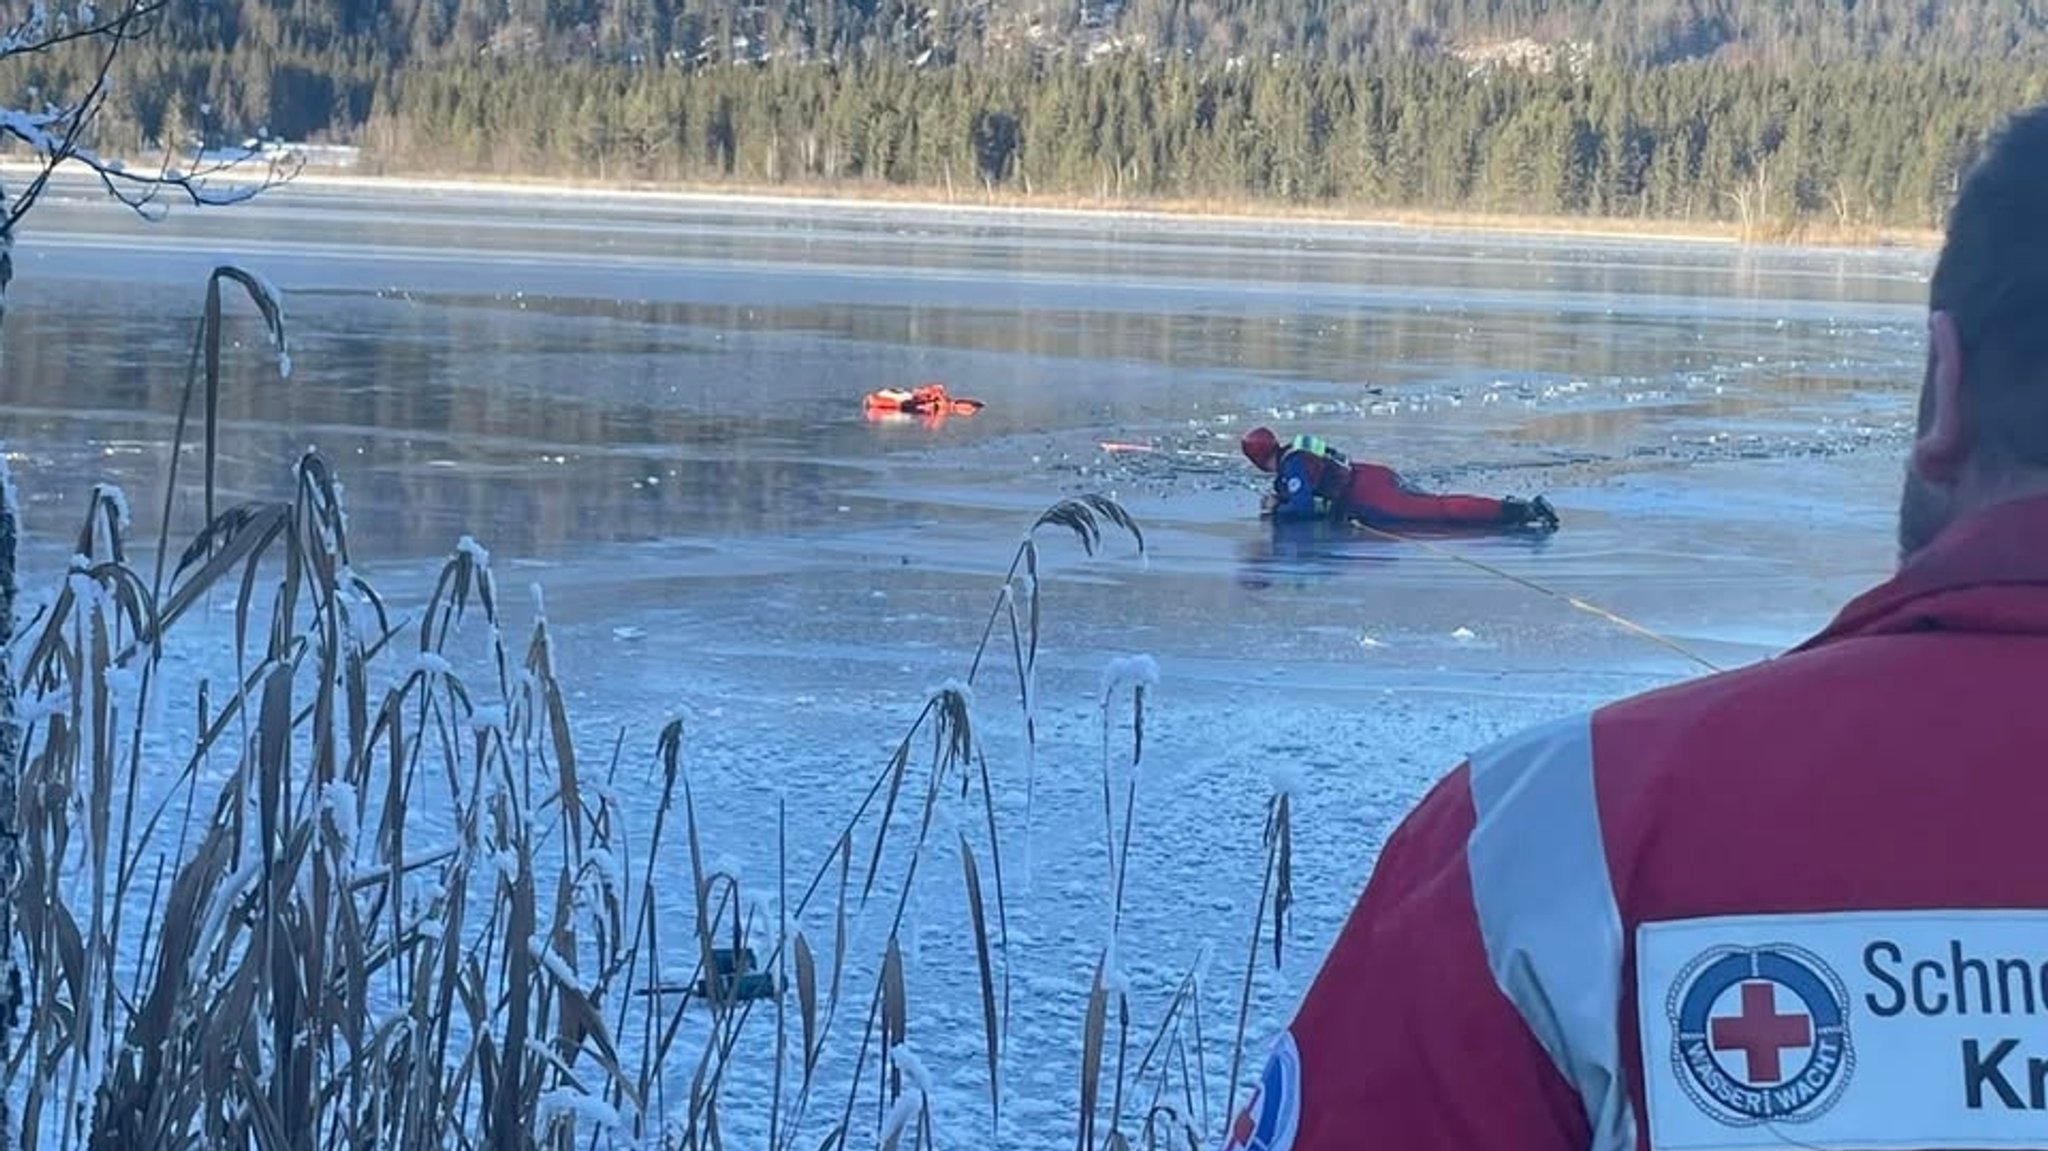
[1638,910,2048,1150]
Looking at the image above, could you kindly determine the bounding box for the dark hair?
[1929,102,2048,467]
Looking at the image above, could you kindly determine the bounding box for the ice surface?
[0,177,1926,1147]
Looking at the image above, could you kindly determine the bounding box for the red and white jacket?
[1226,493,2048,1151]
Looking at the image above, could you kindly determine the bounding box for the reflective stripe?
[1289,434,1328,457]
[1465,711,1637,1151]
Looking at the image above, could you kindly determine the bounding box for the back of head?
[1241,426,1280,470]
[1930,103,2048,470]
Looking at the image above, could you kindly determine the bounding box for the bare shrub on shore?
[0,266,1294,1150]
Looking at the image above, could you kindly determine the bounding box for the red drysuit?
[1343,460,1514,524]
[1226,491,2048,1151]
[1241,426,1551,528]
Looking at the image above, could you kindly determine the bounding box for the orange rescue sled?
[862,383,984,417]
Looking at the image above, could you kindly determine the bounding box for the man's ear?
[1912,310,1970,483]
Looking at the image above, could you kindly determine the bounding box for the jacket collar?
[1796,492,2048,650]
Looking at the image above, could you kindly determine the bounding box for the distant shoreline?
[3,156,1946,255]
[297,168,1949,253]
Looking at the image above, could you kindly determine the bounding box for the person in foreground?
[1239,425,1559,531]
[1222,101,2048,1151]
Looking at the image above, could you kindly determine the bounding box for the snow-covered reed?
[1,266,1296,1151]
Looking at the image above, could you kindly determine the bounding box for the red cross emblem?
[1710,981,1813,1084]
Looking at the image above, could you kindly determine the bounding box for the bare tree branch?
[1,0,169,57]
[1,0,298,237]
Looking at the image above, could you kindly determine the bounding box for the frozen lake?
[0,175,1932,1143]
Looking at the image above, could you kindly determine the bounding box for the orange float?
[862,382,985,417]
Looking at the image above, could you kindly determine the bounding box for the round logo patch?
[1222,1031,1300,1151]
[1668,943,1855,1126]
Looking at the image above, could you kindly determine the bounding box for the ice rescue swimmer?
[1220,102,2048,1151]
[1238,426,1559,530]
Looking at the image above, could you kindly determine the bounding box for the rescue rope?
[1348,520,1727,674]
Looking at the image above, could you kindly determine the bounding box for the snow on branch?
[2,0,159,58]
[1,0,299,233]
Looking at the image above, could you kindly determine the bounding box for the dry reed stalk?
[1223,786,1293,1126]
[5,268,644,1151]
[0,262,1306,1151]
[0,413,21,1151]
[643,497,1140,1151]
